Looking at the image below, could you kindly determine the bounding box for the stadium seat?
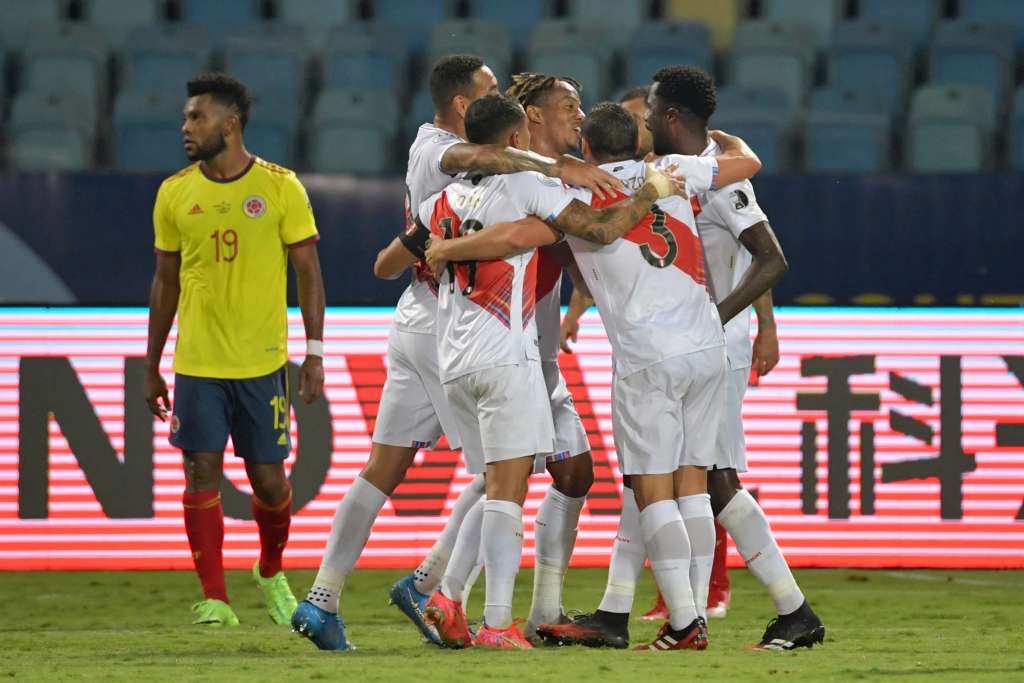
[223,28,310,103]
[714,87,794,172]
[810,85,887,116]
[829,20,914,116]
[181,0,260,46]
[113,91,187,172]
[907,84,994,172]
[427,20,512,81]
[21,24,109,111]
[11,91,97,142]
[403,90,436,145]
[761,0,842,50]
[9,125,91,171]
[929,20,1013,109]
[372,0,451,53]
[625,21,713,86]
[664,0,740,50]
[122,24,211,94]
[730,20,814,108]
[1011,87,1024,171]
[322,23,407,91]
[804,111,890,172]
[960,0,1024,48]
[527,20,616,105]
[311,87,398,173]
[468,0,548,50]
[245,96,299,167]
[565,0,649,47]
[276,0,352,45]
[857,0,938,48]
[0,0,61,46]
[82,0,161,49]
[716,85,797,117]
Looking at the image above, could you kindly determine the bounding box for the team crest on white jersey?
[243,195,267,218]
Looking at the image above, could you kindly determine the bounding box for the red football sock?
[253,484,292,578]
[183,490,228,602]
[710,520,730,592]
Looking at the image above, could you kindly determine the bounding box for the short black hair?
[187,72,251,129]
[651,65,716,124]
[619,85,650,103]
[582,102,637,162]
[464,94,525,145]
[429,54,485,114]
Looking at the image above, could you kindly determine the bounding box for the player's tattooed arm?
[440,144,623,199]
[290,243,326,403]
[549,165,683,245]
[144,252,181,420]
[751,289,780,376]
[708,130,762,187]
[716,221,788,325]
[424,216,558,278]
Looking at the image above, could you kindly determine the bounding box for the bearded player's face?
[182,95,230,162]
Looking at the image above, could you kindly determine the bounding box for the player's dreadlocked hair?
[651,65,717,125]
[506,72,582,109]
[187,73,251,129]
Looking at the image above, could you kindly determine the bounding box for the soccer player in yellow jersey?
[143,73,326,627]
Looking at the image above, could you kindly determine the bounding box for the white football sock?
[460,543,484,607]
[678,493,715,620]
[528,486,585,626]
[306,476,387,612]
[413,474,486,595]
[439,498,485,602]
[640,498,697,631]
[482,499,524,629]
[718,489,805,616]
[597,487,645,614]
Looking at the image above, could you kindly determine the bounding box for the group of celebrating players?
[144,53,826,654]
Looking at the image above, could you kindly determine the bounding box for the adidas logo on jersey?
[189,204,203,215]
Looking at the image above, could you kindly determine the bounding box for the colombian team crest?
[243,195,267,218]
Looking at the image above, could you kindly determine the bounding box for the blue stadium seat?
[427,20,512,80]
[122,24,211,94]
[565,0,648,47]
[11,91,97,141]
[960,0,1024,48]
[810,86,888,120]
[223,28,309,103]
[829,20,913,116]
[730,20,814,108]
[929,20,1013,109]
[0,0,61,45]
[527,20,616,105]
[322,24,407,91]
[1011,87,1024,170]
[625,21,713,86]
[804,112,890,172]
[113,91,187,172]
[372,0,451,53]
[712,111,791,173]
[857,0,938,48]
[245,95,299,167]
[469,0,548,50]
[403,90,436,145]
[761,0,842,49]
[311,88,398,173]
[82,0,161,48]
[181,0,259,47]
[10,125,91,171]
[276,0,352,45]
[716,86,797,117]
[907,84,994,172]
[21,24,109,111]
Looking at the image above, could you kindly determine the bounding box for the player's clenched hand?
[752,324,780,376]
[144,369,171,421]
[644,162,686,198]
[556,156,623,200]
[298,355,324,404]
[560,313,581,354]
[424,238,448,280]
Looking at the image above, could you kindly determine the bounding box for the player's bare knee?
[360,444,418,495]
[548,453,594,498]
[708,468,742,517]
[182,451,222,492]
[247,464,289,503]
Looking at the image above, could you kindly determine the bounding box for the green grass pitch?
[6,567,1023,682]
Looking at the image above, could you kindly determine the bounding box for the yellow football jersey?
[153,156,318,379]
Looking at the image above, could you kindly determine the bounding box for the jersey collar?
[200,155,256,184]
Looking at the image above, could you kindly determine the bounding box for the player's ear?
[581,136,592,161]
[525,104,544,125]
[452,95,469,119]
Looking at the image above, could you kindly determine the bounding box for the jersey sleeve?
[280,174,319,246]
[152,182,180,253]
[503,172,575,222]
[704,180,769,240]
[422,131,463,177]
[657,154,719,196]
